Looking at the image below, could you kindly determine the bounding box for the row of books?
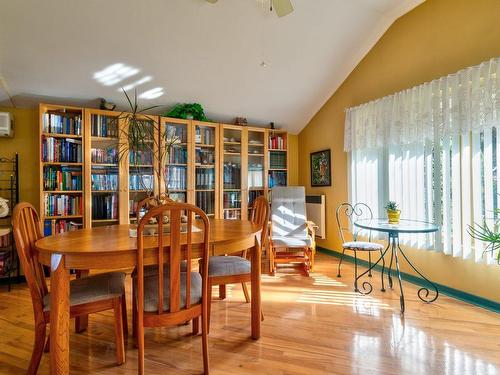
[91,173,118,191]
[196,168,215,190]
[196,148,215,165]
[43,166,82,191]
[196,191,215,215]
[269,134,286,150]
[166,166,187,190]
[248,163,264,188]
[167,145,187,164]
[92,194,118,220]
[269,151,287,169]
[91,114,119,138]
[129,174,153,191]
[195,127,215,145]
[223,210,241,220]
[44,194,82,216]
[42,113,82,135]
[91,147,118,164]
[223,191,241,209]
[43,219,82,236]
[130,150,153,165]
[268,171,287,188]
[223,163,241,189]
[42,137,83,163]
[248,190,264,208]
[167,124,188,143]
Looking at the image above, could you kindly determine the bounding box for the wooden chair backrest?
[12,202,48,315]
[136,194,173,221]
[136,202,210,315]
[251,196,270,247]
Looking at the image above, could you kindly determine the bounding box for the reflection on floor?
[0,253,498,374]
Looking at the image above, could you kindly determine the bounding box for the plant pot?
[387,210,401,224]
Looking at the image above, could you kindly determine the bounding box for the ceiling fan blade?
[206,0,218,3]
[272,0,293,17]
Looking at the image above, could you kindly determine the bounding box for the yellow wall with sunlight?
[298,0,500,301]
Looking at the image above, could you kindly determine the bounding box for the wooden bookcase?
[39,104,85,235]
[39,103,288,231]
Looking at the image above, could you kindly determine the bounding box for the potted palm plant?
[385,201,400,224]
[468,209,500,264]
[116,89,180,198]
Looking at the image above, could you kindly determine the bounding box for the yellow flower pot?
[387,210,401,224]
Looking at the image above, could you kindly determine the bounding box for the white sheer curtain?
[347,58,499,264]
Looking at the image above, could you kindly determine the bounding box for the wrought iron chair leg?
[380,249,386,292]
[368,252,372,277]
[353,250,359,292]
[337,248,346,277]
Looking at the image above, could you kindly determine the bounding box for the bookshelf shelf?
[45,215,83,219]
[43,162,83,166]
[44,190,83,194]
[42,133,82,139]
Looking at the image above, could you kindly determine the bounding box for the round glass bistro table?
[353,218,439,313]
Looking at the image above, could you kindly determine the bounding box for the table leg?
[251,234,261,340]
[75,270,89,333]
[392,237,405,313]
[50,254,70,375]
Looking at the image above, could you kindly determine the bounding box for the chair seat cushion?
[208,256,251,277]
[131,260,188,278]
[43,272,125,312]
[134,271,202,312]
[272,235,312,248]
[343,241,383,251]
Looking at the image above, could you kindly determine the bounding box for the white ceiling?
[0,0,422,133]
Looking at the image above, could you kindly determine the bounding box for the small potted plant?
[468,209,500,264]
[385,201,400,224]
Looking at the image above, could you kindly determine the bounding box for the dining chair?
[12,202,127,374]
[269,186,316,276]
[335,202,385,291]
[206,195,269,332]
[133,202,210,375]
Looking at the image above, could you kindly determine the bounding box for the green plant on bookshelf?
[116,89,180,197]
[164,103,208,121]
[467,208,500,264]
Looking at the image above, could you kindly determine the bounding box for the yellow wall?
[288,134,299,186]
[0,107,39,209]
[298,0,500,301]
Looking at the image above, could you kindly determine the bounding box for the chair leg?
[219,284,226,300]
[192,316,199,335]
[137,322,145,375]
[310,247,315,272]
[113,297,125,365]
[207,281,213,334]
[269,247,275,276]
[368,252,373,277]
[354,250,359,292]
[28,320,46,375]
[132,284,138,348]
[337,248,346,277]
[201,309,210,375]
[121,291,128,338]
[241,282,251,303]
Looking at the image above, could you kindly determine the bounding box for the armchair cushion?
[342,241,383,251]
[43,271,125,311]
[208,256,251,277]
[272,235,313,248]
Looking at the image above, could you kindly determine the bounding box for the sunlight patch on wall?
[94,63,139,86]
[139,87,164,99]
[120,76,152,92]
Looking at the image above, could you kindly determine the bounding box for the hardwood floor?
[0,253,498,374]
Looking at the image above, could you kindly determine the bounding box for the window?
[346,57,499,264]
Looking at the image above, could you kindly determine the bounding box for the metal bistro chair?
[335,203,385,292]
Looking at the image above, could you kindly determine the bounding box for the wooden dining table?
[35,219,262,374]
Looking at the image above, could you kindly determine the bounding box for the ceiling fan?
[206,0,294,18]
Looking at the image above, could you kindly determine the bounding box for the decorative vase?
[387,210,401,224]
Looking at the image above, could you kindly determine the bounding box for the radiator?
[306,195,326,239]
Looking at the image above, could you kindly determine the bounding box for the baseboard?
[317,247,500,314]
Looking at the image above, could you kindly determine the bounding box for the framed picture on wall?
[310,149,331,187]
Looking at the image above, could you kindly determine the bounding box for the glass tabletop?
[354,218,439,234]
